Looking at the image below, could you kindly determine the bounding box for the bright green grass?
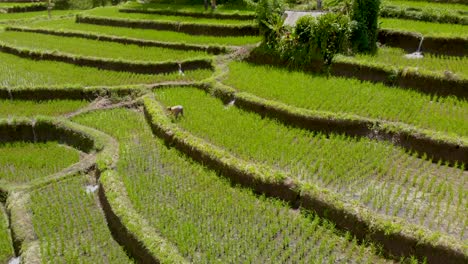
[0,10,76,22]
[0,141,80,184]
[0,31,210,62]
[0,206,13,263]
[380,18,468,37]
[156,87,468,240]
[336,46,468,78]
[84,7,256,25]
[122,2,255,15]
[0,100,88,117]
[29,176,132,263]
[225,61,468,137]
[30,18,261,46]
[0,51,212,88]
[383,0,468,12]
[73,108,388,263]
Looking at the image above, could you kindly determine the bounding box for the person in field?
[167,105,184,119]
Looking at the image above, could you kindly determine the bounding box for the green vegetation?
[336,46,468,78]
[225,61,468,137]
[0,10,77,22]
[381,0,468,24]
[0,206,13,263]
[122,2,255,15]
[29,176,132,263]
[73,108,388,263]
[0,31,210,62]
[351,0,380,53]
[85,7,256,25]
[0,3,44,8]
[0,51,211,88]
[156,87,468,240]
[0,100,88,117]
[0,141,80,185]
[29,18,261,45]
[380,18,468,37]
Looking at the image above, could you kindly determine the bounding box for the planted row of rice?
[29,175,132,263]
[336,46,468,78]
[0,100,88,118]
[84,6,255,25]
[0,51,211,88]
[0,205,13,263]
[0,31,211,62]
[224,62,468,137]
[156,87,468,241]
[72,108,391,264]
[29,18,261,46]
[0,141,80,185]
[0,10,77,22]
[122,2,255,15]
[380,18,468,37]
[383,0,468,11]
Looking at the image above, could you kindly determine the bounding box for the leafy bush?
[350,0,380,54]
[256,0,285,43]
[295,15,315,44]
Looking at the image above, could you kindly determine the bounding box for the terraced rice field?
[0,99,88,117]
[0,1,466,263]
[29,18,261,45]
[224,61,468,137]
[156,87,468,240]
[0,141,80,185]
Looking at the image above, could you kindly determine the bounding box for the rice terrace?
[0,0,466,262]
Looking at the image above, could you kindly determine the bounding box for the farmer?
[167,105,184,119]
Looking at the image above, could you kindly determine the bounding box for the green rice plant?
[29,18,261,46]
[0,51,212,88]
[0,10,77,22]
[0,205,13,263]
[380,18,468,37]
[381,0,468,25]
[72,108,390,263]
[0,99,88,118]
[224,61,468,137]
[29,175,132,263]
[336,46,468,78]
[122,2,255,15]
[155,87,468,241]
[84,6,256,25]
[0,31,211,62]
[0,141,80,185]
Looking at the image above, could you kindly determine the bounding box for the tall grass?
[122,2,255,15]
[29,19,261,46]
[0,206,13,263]
[380,18,468,37]
[0,31,210,62]
[0,142,80,184]
[224,61,468,137]
[84,7,255,25]
[0,100,88,117]
[73,108,389,263]
[0,51,212,88]
[29,176,132,263]
[156,87,468,240]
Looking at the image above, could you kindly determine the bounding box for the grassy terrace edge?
[378,29,467,56]
[5,26,231,54]
[248,50,468,99]
[142,94,468,263]
[118,7,256,20]
[0,117,187,264]
[75,14,259,37]
[0,41,213,74]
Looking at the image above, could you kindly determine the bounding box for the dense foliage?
[350,0,380,53]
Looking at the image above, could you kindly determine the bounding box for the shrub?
[350,0,380,54]
[256,0,285,44]
[295,15,315,44]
